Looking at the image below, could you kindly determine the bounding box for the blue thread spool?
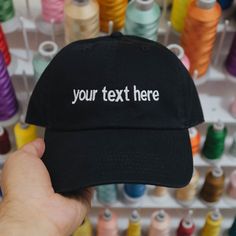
[124,0,161,41]
[124,184,146,202]
[96,184,118,205]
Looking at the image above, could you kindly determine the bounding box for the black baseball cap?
[26,32,204,193]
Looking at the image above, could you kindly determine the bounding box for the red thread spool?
[177,211,195,236]
[0,127,11,155]
[0,24,11,65]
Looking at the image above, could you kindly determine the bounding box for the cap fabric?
[26,32,204,193]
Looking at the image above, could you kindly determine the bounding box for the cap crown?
[26,34,204,130]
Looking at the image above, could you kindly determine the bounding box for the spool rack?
[3,0,236,235]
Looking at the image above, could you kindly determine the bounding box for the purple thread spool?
[225,33,236,79]
[0,51,18,125]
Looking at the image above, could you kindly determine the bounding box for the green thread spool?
[202,122,227,161]
[32,41,58,81]
[229,215,236,236]
[229,133,236,158]
[0,0,15,22]
[96,184,118,205]
[124,0,161,41]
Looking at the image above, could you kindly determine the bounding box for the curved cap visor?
[43,129,193,193]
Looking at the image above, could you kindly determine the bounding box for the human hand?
[0,138,92,236]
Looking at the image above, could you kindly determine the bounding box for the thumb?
[21,138,45,158]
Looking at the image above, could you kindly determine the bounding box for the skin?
[0,138,92,236]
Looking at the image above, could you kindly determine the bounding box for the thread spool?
[14,123,37,149]
[97,208,119,236]
[229,133,236,158]
[181,0,221,78]
[176,168,200,206]
[124,0,161,41]
[72,217,93,236]
[200,166,225,204]
[98,0,127,33]
[149,210,171,236]
[0,51,19,127]
[0,0,19,33]
[0,127,10,168]
[226,170,236,201]
[217,0,233,9]
[167,44,190,71]
[0,24,11,66]
[96,184,118,205]
[189,128,201,155]
[33,41,58,81]
[36,0,64,36]
[123,184,146,203]
[225,33,236,82]
[64,0,100,44]
[177,210,195,236]
[41,0,64,23]
[170,0,191,33]
[228,215,236,236]
[153,186,168,197]
[201,209,223,236]
[127,210,141,236]
[202,122,227,162]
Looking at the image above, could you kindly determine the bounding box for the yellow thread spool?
[170,0,192,33]
[14,123,37,149]
[73,217,93,236]
[201,209,223,236]
[127,210,141,236]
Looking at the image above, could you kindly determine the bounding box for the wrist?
[0,199,60,236]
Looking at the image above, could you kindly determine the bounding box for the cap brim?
[43,129,193,193]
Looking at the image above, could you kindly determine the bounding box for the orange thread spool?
[181,0,221,77]
[189,128,201,155]
[98,0,128,32]
[0,24,11,65]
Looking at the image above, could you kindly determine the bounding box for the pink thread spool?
[41,0,64,23]
[167,44,190,71]
[227,170,236,200]
[97,209,119,236]
[149,210,171,236]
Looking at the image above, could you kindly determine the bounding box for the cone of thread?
[226,170,236,200]
[170,0,191,33]
[201,211,222,236]
[181,0,221,77]
[0,24,11,65]
[149,210,171,236]
[96,184,118,205]
[0,0,15,22]
[73,217,93,236]
[127,211,141,236]
[98,0,127,32]
[124,0,161,41]
[41,0,64,23]
[200,167,225,203]
[64,0,100,44]
[97,209,119,236]
[0,127,10,155]
[14,123,37,149]
[176,168,199,203]
[0,51,17,122]
[202,124,227,161]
